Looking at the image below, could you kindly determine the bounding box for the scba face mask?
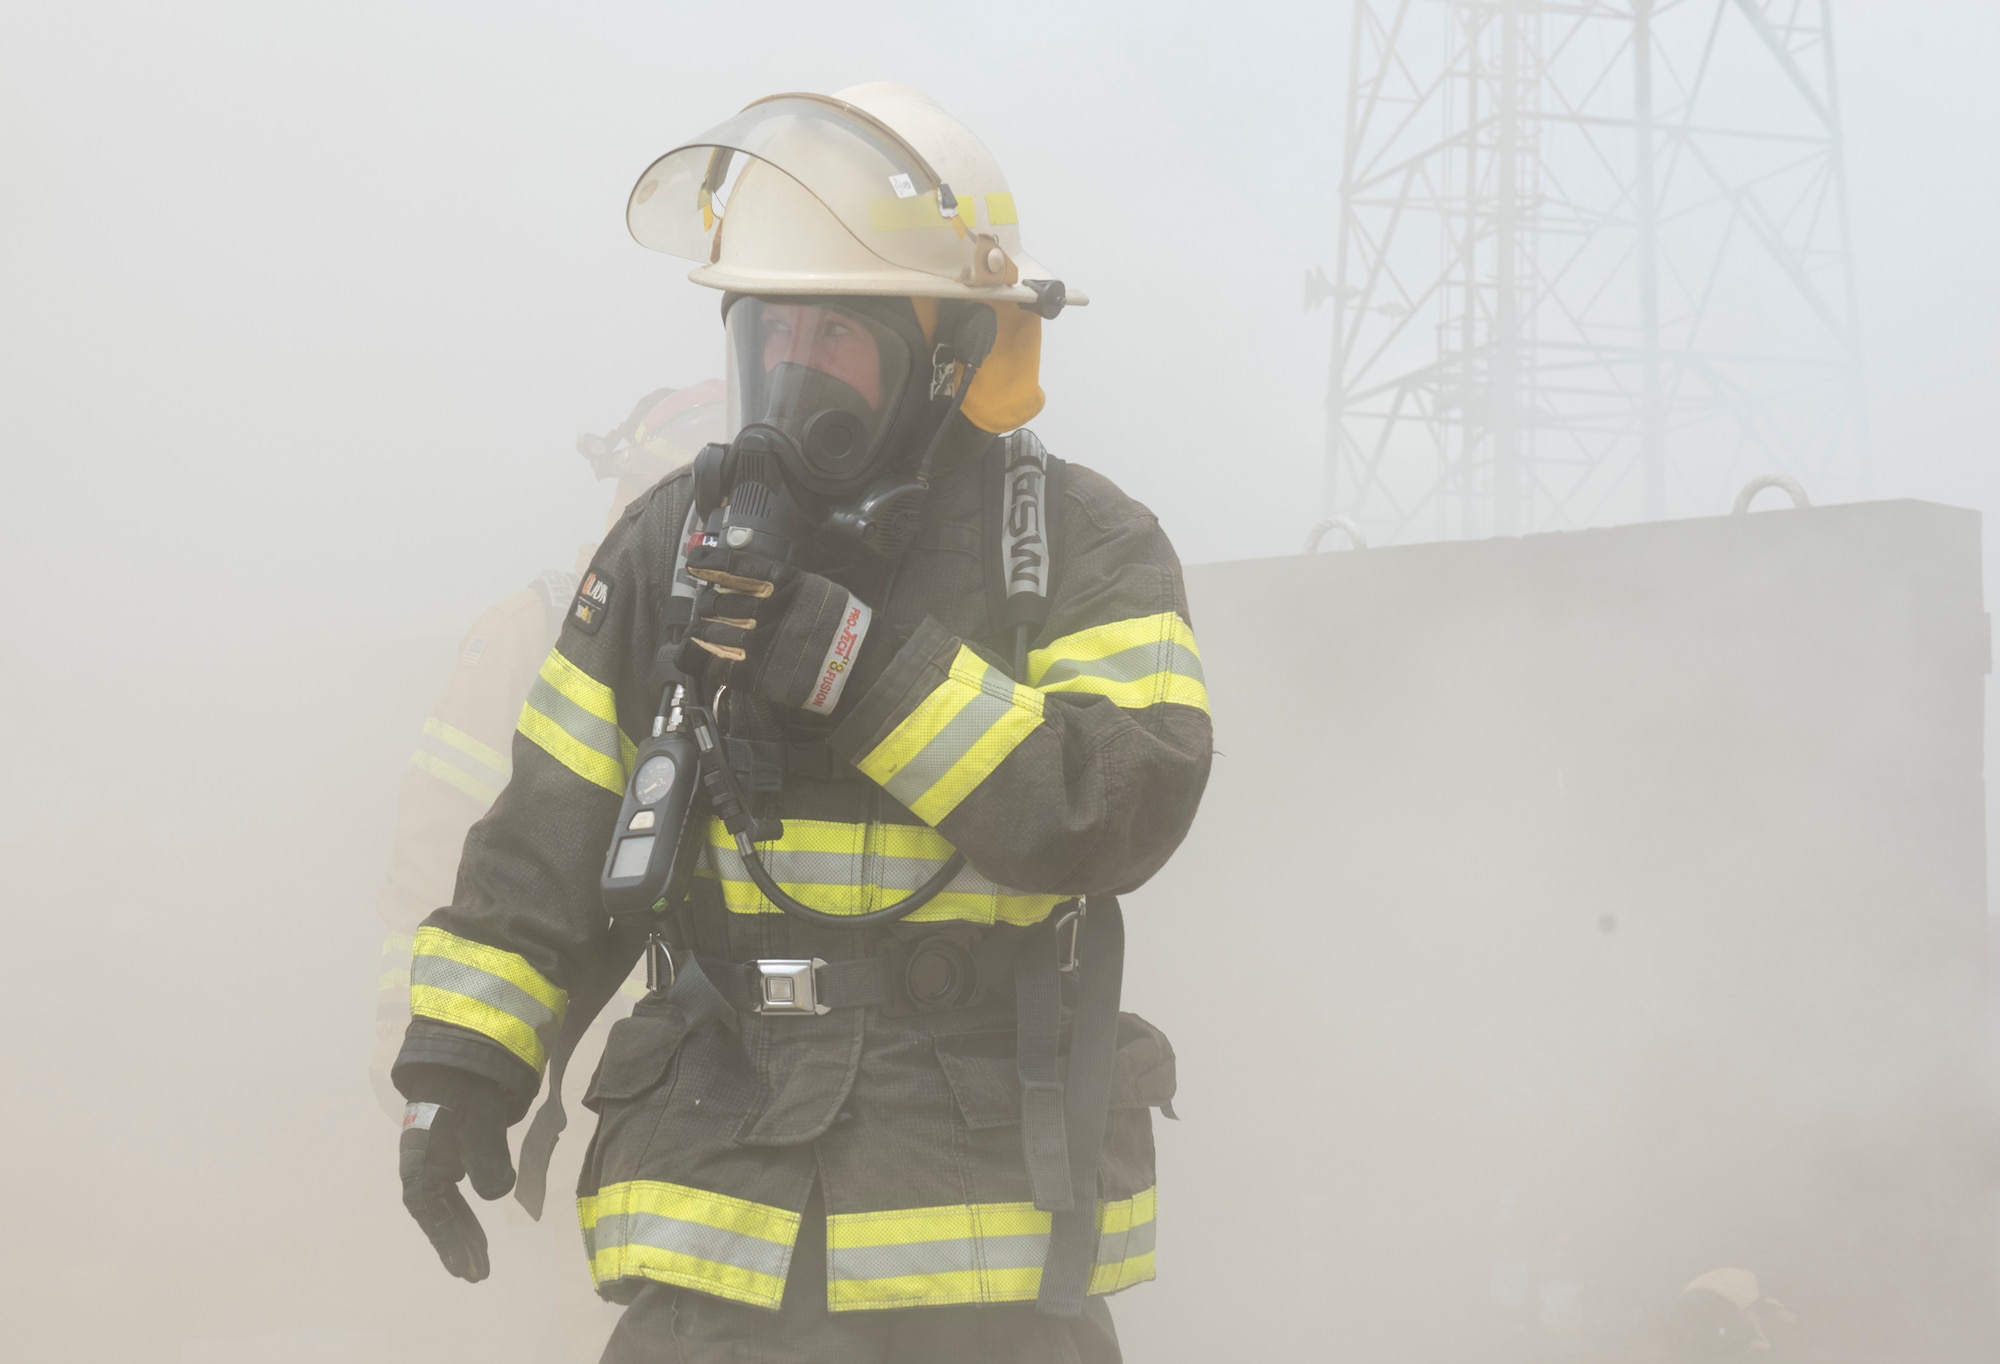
[723,296,924,499]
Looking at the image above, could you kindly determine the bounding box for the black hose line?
[693,700,965,927]
[734,830,966,928]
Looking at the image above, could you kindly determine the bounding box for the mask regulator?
[599,305,1000,943]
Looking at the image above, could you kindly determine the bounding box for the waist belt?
[701,931,1020,1017]
[705,955,892,1015]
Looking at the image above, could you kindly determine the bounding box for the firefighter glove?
[677,545,883,716]
[397,1072,516,1283]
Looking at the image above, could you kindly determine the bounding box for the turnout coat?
[394,429,1212,1313]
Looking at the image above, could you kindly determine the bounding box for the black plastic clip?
[1018,279,1068,320]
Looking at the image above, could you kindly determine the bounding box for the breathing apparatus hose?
[691,689,966,927]
[685,310,1001,929]
[736,829,966,928]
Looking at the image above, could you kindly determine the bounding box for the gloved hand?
[676,545,885,717]
[397,1068,516,1282]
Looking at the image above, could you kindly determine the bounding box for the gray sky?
[4,1,1997,645]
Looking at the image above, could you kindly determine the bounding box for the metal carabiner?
[645,931,677,994]
[1054,903,1086,974]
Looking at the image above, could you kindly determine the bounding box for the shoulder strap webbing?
[984,430,1067,657]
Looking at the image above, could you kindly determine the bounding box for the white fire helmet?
[626,83,1085,316]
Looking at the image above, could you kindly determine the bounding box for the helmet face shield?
[725,297,915,496]
[630,94,965,282]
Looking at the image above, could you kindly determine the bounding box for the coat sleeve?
[370,588,558,1026]
[391,477,687,1114]
[828,465,1212,898]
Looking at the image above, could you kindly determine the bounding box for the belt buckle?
[754,958,829,1016]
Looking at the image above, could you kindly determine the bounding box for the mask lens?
[726,298,912,495]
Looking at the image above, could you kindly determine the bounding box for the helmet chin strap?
[913,305,1000,487]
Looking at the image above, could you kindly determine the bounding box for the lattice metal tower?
[1312,0,1866,543]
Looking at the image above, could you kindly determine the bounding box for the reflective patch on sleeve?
[571,570,614,635]
[854,646,1043,825]
[579,1180,801,1310]
[1027,612,1209,714]
[517,649,635,795]
[408,926,568,1074]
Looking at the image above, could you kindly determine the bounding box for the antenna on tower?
[1314,0,1868,543]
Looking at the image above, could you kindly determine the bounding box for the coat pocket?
[932,1011,1179,1129]
[583,1008,691,1113]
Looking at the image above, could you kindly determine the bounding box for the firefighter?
[370,380,726,1116]
[392,84,1211,1363]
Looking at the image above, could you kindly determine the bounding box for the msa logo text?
[1003,446,1049,599]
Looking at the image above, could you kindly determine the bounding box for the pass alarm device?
[599,686,705,923]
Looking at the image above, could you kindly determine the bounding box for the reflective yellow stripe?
[579,1180,800,1310]
[409,926,567,1073]
[697,818,1064,926]
[1028,612,1209,714]
[830,1201,1049,1247]
[1088,1250,1156,1295]
[412,927,565,1012]
[408,749,501,805]
[409,985,549,1071]
[830,1267,1044,1311]
[984,191,1019,226]
[1039,670,1209,712]
[542,649,615,721]
[860,661,982,776]
[423,717,510,774]
[868,195,973,234]
[518,649,635,796]
[856,647,1043,824]
[824,1189,1158,1311]
[1087,1187,1158,1294]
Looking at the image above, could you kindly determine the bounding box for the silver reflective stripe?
[709,839,1022,897]
[831,1231,1050,1284]
[1092,1214,1157,1266]
[1035,640,1204,691]
[587,1211,793,1283]
[827,1217,1154,1287]
[875,664,1018,812]
[411,955,560,1037]
[524,674,625,764]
